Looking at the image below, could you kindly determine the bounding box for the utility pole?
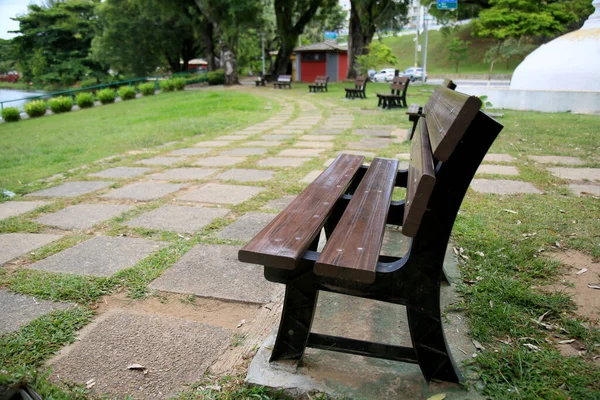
[422,7,429,80]
[261,33,265,75]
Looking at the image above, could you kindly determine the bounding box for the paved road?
[427,79,510,87]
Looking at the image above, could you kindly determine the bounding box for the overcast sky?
[0,0,41,39]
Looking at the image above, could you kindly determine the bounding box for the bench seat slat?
[239,154,365,270]
[403,118,436,237]
[315,157,399,283]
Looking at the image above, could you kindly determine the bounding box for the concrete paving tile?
[48,310,230,399]
[262,195,296,211]
[312,129,343,134]
[149,244,282,304]
[148,168,218,181]
[293,142,333,149]
[262,134,294,140]
[36,204,134,230]
[484,153,516,163]
[548,167,600,181]
[177,183,265,205]
[89,167,152,179]
[220,148,268,156]
[219,135,250,140]
[243,141,282,147]
[28,236,167,277]
[470,179,542,195]
[396,153,411,160]
[348,140,389,150]
[193,140,231,147]
[258,157,311,167]
[125,205,229,234]
[528,155,584,165]
[26,181,114,198]
[193,156,247,167]
[299,135,336,141]
[101,182,185,201]
[168,148,212,156]
[0,201,50,220]
[300,170,323,183]
[278,149,324,157]
[568,184,600,197]
[0,233,63,265]
[136,157,181,166]
[217,212,275,242]
[476,165,520,176]
[337,150,376,158]
[215,169,275,182]
[0,289,73,333]
[353,129,393,137]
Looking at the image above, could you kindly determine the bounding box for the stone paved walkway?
[1,85,598,399]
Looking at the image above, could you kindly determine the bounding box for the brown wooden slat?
[407,103,421,117]
[239,154,365,269]
[424,87,481,161]
[315,158,399,284]
[403,118,436,237]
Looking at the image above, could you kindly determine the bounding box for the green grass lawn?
[0,89,275,195]
[1,83,599,399]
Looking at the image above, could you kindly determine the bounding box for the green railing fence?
[0,70,207,112]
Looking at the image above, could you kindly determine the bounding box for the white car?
[372,68,396,83]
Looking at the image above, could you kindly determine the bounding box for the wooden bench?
[407,78,456,139]
[377,76,410,109]
[239,85,504,384]
[308,76,329,93]
[344,76,368,99]
[273,75,292,89]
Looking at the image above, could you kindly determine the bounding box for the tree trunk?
[222,42,238,85]
[347,3,374,80]
[273,33,296,76]
[199,22,216,71]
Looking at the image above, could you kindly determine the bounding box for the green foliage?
[80,78,99,88]
[75,92,95,109]
[24,100,47,118]
[159,79,175,92]
[207,69,225,85]
[118,85,136,100]
[11,1,104,86]
[356,41,398,74]
[0,38,18,74]
[172,77,186,91]
[138,82,156,96]
[1,107,21,122]
[96,88,116,104]
[446,38,471,73]
[48,96,73,114]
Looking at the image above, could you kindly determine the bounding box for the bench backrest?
[442,78,457,90]
[315,76,329,85]
[390,76,409,94]
[278,75,292,82]
[354,76,367,89]
[402,87,482,237]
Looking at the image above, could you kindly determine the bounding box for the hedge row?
[1,78,187,123]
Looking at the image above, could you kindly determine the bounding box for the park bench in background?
[344,76,368,99]
[376,76,410,109]
[407,78,456,140]
[308,76,329,93]
[273,75,292,89]
[239,85,503,383]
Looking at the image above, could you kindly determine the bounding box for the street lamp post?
[261,34,266,75]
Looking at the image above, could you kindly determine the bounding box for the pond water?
[0,88,47,111]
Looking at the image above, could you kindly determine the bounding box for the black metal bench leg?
[406,303,462,383]
[270,269,320,362]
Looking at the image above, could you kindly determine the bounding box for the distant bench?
[273,75,292,89]
[344,76,367,99]
[308,76,329,93]
[238,84,504,384]
[377,76,409,109]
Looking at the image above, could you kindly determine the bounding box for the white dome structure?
[510,1,600,91]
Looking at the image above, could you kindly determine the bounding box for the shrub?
[97,88,116,104]
[138,82,156,96]
[159,79,175,92]
[80,78,99,88]
[75,92,95,109]
[24,100,47,118]
[1,107,21,122]
[172,77,186,91]
[207,69,225,85]
[118,86,136,100]
[48,96,73,113]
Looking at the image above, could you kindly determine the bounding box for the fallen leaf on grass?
[427,394,447,400]
[472,339,485,351]
[86,379,95,389]
[237,319,246,328]
[559,339,576,344]
[523,343,541,352]
[588,284,600,290]
[538,310,551,322]
[127,364,145,370]
[576,268,588,275]
[504,209,518,214]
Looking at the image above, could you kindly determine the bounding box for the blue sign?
[437,0,457,10]
[324,31,338,40]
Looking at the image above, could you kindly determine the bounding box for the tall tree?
[347,0,409,79]
[194,0,263,84]
[11,0,103,86]
[0,39,17,75]
[272,0,338,75]
[301,3,347,44]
